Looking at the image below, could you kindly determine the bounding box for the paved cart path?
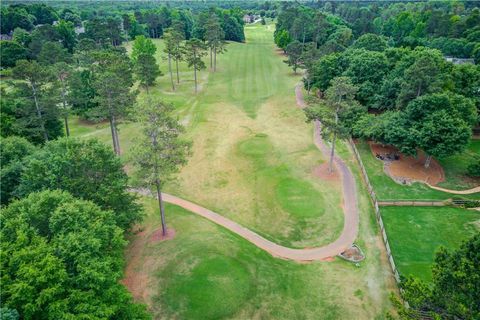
[141,85,359,262]
[426,184,480,195]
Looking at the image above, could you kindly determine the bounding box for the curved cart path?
[426,184,480,195]
[145,85,359,262]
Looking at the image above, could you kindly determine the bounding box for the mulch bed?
[369,142,445,186]
[338,244,365,262]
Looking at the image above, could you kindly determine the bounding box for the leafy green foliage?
[37,41,72,65]
[0,41,28,68]
[274,29,291,51]
[131,101,191,190]
[0,136,36,205]
[305,76,361,171]
[352,33,388,52]
[284,40,303,73]
[185,38,207,93]
[90,49,136,154]
[133,53,162,90]
[131,101,191,233]
[11,60,63,144]
[16,138,141,230]
[131,35,157,61]
[0,190,150,320]
[395,234,480,319]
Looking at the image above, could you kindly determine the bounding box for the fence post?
[348,139,402,287]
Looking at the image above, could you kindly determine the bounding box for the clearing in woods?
[73,23,395,319]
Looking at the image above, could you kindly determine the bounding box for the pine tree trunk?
[114,126,121,155]
[193,51,198,93]
[64,116,70,137]
[194,65,197,93]
[60,78,70,137]
[156,181,167,236]
[109,116,118,155]
[175,59,180,84]
[424,155,432,168]
[209,47,213,70]
[168,54,175,91]
[30,82,49,142]
[329,110,339,173]
[329,131,337,173]
[214,47,217,72]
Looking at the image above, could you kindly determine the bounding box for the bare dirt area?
[122,229,150,301]
[369,142,445,186]
[339,244,365,262]
[312,163,340,182]
[122,227,169,303]
[149,228,176,243]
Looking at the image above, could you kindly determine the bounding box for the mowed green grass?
[355,140,479,201]
[381,206,480,282]
[118,23,395,318]
[438,139,480,190]
[73,23,345,247]
[130,194,394,320]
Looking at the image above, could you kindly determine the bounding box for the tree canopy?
[16,138,142,230]
[0,190,150,319]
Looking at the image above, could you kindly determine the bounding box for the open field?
[73,24,347,248]
[381,206,480,282]
[84,23,399,318]
[355,140,480,201]
[125,193,394,320]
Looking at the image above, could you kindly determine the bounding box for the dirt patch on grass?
[122,229,150,301]
[312,163,340,183]
[369,142,445,186]
[338,244,365,262]
[275,48,287,57]
[149,228,176,243]
[122,226,173,303]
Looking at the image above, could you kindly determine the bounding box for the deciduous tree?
[0,190,150,319]
[17,138,141,230]
[0,136,36,205]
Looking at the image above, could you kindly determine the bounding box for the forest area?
[0,1,479,320]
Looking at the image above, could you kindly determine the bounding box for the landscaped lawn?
[124,194,394,319]
[438,139,480,190]
[72,23,347,248]
[77,23,396,318]
[355,140,479,201]
[381,206,480,282]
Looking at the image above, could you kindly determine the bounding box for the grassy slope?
[355,140,480,201]
[134,191,394,320]
[381,206,480,282]
[73,24,347,248]
[117,23,395,319]
[438,139,480,190]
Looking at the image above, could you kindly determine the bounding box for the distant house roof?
[75,26,85,35]
[0,34,12,40]
[444,56,475,65]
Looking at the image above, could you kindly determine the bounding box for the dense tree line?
[0,137,148,319]
[274,3,480,317]
[326,1,480,61]
[0,3,201,319]
[1,2,237,147]
[276,2,479,173]
[390,234,480,320]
